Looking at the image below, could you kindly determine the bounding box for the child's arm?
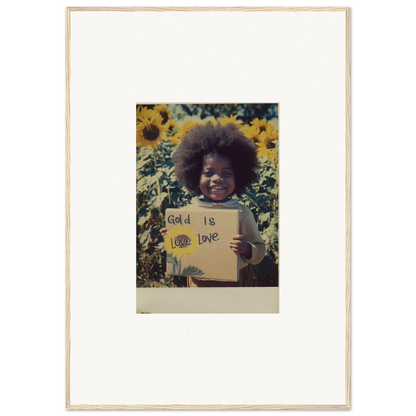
[229,208,266,264]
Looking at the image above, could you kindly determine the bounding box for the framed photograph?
[66,7,350,409]
[136,103,279,313]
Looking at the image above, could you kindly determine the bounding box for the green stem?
[152,148,164,222]
[152,149,161,196]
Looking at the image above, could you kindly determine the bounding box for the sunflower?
[258,124,279,149]
[165,119,178,134]
[268,148,279,163]
[136,105,155,122]
[256,141,268,158]
[218,114,242,127]
[136,113,167,148]
[165,225,200,259]
[240,124,262,144]
[255,123,278,162]
[165,119,177,130]
[162,120,180,145]
[256,143,278,163]
[153,104,172,125]
[173,117,200,141]
[256,132,279,163]
[250,118,269,134]
[200,116,216,126]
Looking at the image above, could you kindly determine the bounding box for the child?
[164,122,266,287]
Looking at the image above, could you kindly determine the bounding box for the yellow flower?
[258,124,279,149]
[136,105,155,121]
[165,225,200,259]
[256,141,269,158]
[173,117,199,141]
[165,119,178,134]
[200,117,216,126]
[218,114,242,127]
[240,124,262,144]
[256,143,278,163]
[256,136,279,163]
[250,118,269,134]
[153,104,172,125]
[267,148,278,163]
[136,113,167,148]
[161,120,179,146]
[168,136,181,145]
[253,119,279,163]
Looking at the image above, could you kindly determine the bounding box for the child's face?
[199,154,235,202]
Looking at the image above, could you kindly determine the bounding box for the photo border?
[61,3,356,414]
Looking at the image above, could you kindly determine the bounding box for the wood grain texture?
[67,6,349,12]
[67,404,350,410]
[345,7,352,410]
[65,6,351,409]
[65,7,71,410]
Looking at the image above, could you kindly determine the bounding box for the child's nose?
[212,173,223,181]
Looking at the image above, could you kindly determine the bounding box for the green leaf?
[137,207,149,226]
[136,158,151,170]
[137,215,147,226]
[150,208,159,217]
[150,226,160,239]
[139,230,150,245]
[137,176,148,192]
[166,253,178,268]
[138,147,153,160]
[151,192,168,207]
[253,255,276,279]
[258,212,270,224]
[148,252,156,262]
[181,265,205,277]
[245,189,270,207]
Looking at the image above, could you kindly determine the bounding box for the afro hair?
[172,122,259,196]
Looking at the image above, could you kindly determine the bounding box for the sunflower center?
[174,234,191,248]
[143,125,160,141]
[266,140,276,149]
[160,111,169,124]
[259,126,266,133]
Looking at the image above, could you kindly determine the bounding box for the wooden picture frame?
[66,7,350,409]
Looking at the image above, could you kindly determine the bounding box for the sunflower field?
[136,103,279,288]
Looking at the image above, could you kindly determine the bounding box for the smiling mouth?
[208,186,227,191]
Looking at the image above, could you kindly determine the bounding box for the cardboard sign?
[165,208,239,282]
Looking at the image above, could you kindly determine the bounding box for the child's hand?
[229,235,252,258]
[160,228,168,239]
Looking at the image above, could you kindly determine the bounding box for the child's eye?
[202,171,233,178]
